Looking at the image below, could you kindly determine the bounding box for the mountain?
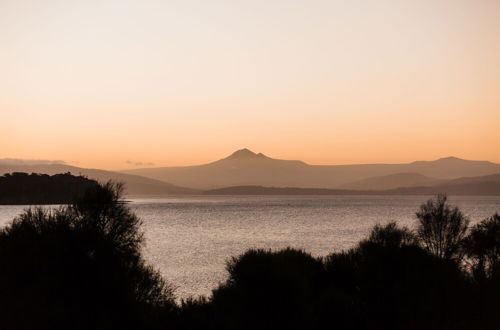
[205,174,500,196]
[123,149,500,189]
[405,157,500,178]
[122,148,312,189]
[340,173,445,190]
[0,162,196,196]
[3,152,499,195]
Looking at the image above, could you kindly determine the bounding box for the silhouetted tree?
[0,181,175,330]
[416,194,469,259]
[462,214,500,330]
[463,213,500,281]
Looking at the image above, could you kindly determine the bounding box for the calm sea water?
[0,195,499,299]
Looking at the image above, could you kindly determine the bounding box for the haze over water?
[2,195,498,299]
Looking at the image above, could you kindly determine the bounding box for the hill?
[123,149,500,189]
[204,174,500,196]
[0,172,99,204]
[389,173,500,195]
[340,172,444,190]
[0,162,196,196]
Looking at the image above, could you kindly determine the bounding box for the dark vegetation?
[0,181,498,329]
[0,172,99,204]
[0,182,175,330]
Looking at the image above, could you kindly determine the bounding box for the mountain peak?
[411,156,467,165]
[436,156,464,162]
[225,148,267,160]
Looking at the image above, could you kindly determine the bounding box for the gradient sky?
[1,0,499,169]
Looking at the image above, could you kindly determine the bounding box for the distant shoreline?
[202,183,500,196]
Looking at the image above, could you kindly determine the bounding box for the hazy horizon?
[2,149,500,172]
[2,0,499,169]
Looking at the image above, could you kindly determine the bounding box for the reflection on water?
[1,195,499,299]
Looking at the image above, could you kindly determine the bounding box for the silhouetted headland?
[0,159,197,196]
[0,172,99,204]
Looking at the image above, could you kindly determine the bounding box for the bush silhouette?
[0,181,175,330]
[179,219,497,330]
[1,186,498,329]
[416,194,469,259]
[463,213,500,281]
[462,214,500,329]
[361,222,417,248]
[323,222,468,330]
[176,296,215,330]
[211,248,325,330]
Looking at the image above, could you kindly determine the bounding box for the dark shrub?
[462,214,500,330]
[176,297,215,330]
[361,222,417,248]
[211,248,325,330]
[463,213,500,280]
[324,222,469,330]
[0,182,175,330]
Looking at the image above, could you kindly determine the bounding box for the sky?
[1,0,499,170]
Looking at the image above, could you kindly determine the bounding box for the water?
[0,195,499,299]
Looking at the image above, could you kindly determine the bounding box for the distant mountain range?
[2,149,500,196]
[123,149,500,190]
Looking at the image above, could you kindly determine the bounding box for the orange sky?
[1,0,499,170]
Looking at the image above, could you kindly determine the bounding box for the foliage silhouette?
[207,248,325,330]
[461,214,500,330]
[463,213,500,280]
[361,221,417,248]
[322,222,468,330]
[416,194,469,259]
[0,190,499,330]
[178,220,485,330]
[183,215,497,330]
[0,181,175,330]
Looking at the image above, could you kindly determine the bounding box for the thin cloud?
[126,160,155,167]
[0,158,66,165]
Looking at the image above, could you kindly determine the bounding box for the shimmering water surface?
[0,195,499,299]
